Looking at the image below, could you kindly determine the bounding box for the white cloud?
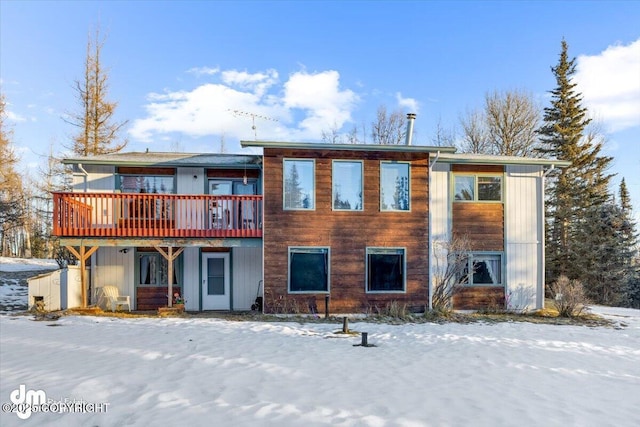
[575,39,640,132]
[395,92,419,114]
[283,70,359,135]
[221,69,278,97]
[187,66,220,76]
[6,110,26,122]
[130,68,359,144]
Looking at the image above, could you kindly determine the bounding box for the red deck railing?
[52,192,263,238]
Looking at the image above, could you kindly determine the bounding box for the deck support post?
[66,244,99,308]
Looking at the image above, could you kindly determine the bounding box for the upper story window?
[454,175,502,202]
[380,162,410,211]
[283,159,315,210]
[332,160,363,211]
[120,175,175,194]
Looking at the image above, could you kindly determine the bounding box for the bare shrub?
[430,236,471,313]
[550,275,589,317]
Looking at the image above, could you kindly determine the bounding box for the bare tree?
[458,108,491,154]
[65,26,128,156]
[431,117,456,147]
[371,105,406,145]
[485,89,540,156]
[0,93,26,256]
[458,90,540,157]
[320,122,342,144]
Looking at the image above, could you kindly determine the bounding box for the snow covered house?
[52,142,568,313]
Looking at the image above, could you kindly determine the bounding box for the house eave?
[433,153,571,168]
[241,140,457,153]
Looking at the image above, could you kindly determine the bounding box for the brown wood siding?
[206,169,260,178]
[136,286,182,310]
[452,164,504,173]
[453,286,505,310]
[117,167,175,175]
[262,148,430,314]
[452,203,504,251]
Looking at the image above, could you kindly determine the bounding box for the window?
[454,175,502,201]
[457,253,503,286]
[283,159,315,210]
[333,160,363,211]
[381,162,410,211]
[138,252,181,286]
[288,248,329,292]
[367,248,405,292]
[120,175,174,194]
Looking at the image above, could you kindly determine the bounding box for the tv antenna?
[228,109,278,140]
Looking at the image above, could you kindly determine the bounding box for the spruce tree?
[537,39,615,287]
[618,179,640,307]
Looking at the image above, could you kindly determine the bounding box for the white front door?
[202,253,230,310]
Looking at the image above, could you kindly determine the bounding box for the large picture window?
[289,248,329,293]
[457,253,503,286]
[367,248,405,292]
[120,175,174,194]
[283,159,315,210]
[454,175,502,202]
[380,162,410,211]
[332,160,363,211]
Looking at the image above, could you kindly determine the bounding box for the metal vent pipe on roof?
[405,113,416,145]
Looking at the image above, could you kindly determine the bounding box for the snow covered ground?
[0,258,639,427]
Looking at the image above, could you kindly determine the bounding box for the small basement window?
[288,247,329,293]
[367,248,406,292]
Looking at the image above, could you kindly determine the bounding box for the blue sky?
[1,0,639,216]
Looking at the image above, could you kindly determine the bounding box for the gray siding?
[232,247,263,310]
[73,164,115,192]
[182,247,200,311]
[94,247,135,309]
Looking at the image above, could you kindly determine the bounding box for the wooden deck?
[52,192,262,238]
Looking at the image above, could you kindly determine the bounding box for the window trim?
[380,161,411,212]
[332,160,364,211]
[453,173,503,202]
[365,247,407,293]
[282,158,316,211]
[458,252,504,287]
[287,247,330,294]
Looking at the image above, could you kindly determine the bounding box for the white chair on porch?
[101,286,131,312]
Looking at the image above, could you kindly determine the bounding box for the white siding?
[94,247,135,309]
[429,162,451,297]
[232,247,263,310]
[505,165,544,311]
[182,247,200,311]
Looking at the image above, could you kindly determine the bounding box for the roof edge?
[241,140,457,153]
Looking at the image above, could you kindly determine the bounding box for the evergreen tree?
[537,40,614,285]
[618,179,640,307]
[65,26,128,156]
